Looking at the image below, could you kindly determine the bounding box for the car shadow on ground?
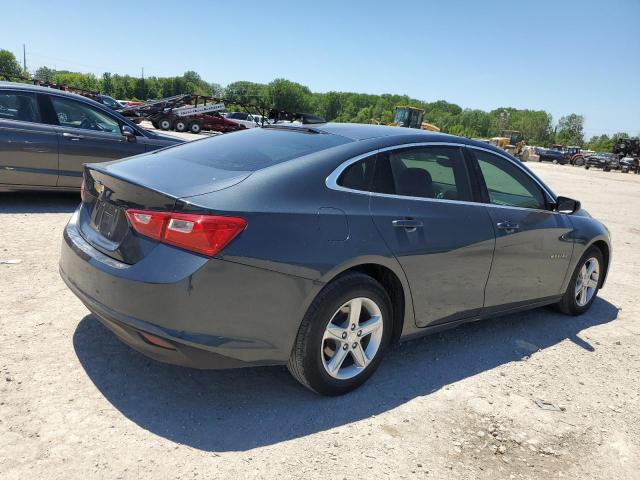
[73,297,618,452]
[0,191,79,214]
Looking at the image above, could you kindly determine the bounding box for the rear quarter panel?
[174,139,417,331]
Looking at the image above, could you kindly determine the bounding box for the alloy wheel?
[575,257,599,307]
[320,297,384,380]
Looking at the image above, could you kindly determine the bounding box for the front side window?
[0,91,41,123]
[372,146,472,201]
[475,150,546,209]
[49,96,121,134]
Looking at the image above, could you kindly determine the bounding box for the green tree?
[268,78,312,112]
[34,66,55,82]
[0,49,23,79]
[555,114,584,146]
[585,134,612,152]
[101,72,113,95]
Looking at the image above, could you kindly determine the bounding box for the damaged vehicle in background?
[537,147,567,164]
[584,153,618,171]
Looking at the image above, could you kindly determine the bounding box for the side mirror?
[122,125,136,142]
[555,196,581,214]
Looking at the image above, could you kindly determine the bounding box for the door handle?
[392,219,424,231]
[497,221,520,233]
[63,132,84,141]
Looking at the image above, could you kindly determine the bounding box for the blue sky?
[1,0,638,136]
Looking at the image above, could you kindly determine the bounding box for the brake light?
[125,209,246,256]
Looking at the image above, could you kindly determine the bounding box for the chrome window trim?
[325,141,557,210]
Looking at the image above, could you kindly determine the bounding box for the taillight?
[125,209,246,256]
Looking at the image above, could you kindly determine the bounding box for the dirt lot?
[1,162,639,479]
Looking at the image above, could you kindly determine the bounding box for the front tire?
[287,273,393,395]
[557,246,604,315]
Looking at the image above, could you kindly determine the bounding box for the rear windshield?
[162,127,351,171]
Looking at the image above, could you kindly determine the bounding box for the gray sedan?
[0,82,183,191]
[59,124,611,395]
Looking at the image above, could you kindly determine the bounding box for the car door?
[46,94,146,188]
[469,148,573,311]
[0,89,58,186]
[368,145,495,327]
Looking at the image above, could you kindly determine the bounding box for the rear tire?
[557,246,604,316]
[287,273,393,395]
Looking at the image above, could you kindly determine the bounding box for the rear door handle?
[63,132,84,141]
[497,221,520,233]
[392,219,424,231]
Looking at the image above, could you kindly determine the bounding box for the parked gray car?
[59,124,611,395]
[0,82,183,191]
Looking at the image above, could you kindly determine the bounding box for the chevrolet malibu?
[59,123,611,395]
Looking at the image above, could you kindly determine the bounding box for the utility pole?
[22,44,26,72]
[141,67,144,80]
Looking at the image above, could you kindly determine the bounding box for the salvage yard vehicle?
[585,153,618,171]
[538,147,567,164]
[0,82,183,190]
[59,123,611,395]
[613,137,640,174]
[620,156,638,174]
[564,146,587,166]
[121,95,258,134]
[225,111,265,128]
[173,111,242,134]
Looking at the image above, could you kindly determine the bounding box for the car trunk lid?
[79,159,250,264]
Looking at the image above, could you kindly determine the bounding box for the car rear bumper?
[60,209,319,369]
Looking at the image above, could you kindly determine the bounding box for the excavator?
[372,106,440,131]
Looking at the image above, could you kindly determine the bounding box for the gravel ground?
[0,162,638,479]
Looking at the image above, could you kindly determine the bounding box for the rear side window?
[0,91,41,123]
[372,146,472,201]
[165,128,351,171]
[338,156,375,191]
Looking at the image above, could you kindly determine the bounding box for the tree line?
[0,49,635,151]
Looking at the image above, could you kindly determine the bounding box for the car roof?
[266,122,500,150]
[0,81,106,106]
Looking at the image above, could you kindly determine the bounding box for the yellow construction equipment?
[490,129,525,157]
[384,106,440,131]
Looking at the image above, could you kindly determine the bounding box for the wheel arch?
[590,239,611,287]
[318,258,415,343]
